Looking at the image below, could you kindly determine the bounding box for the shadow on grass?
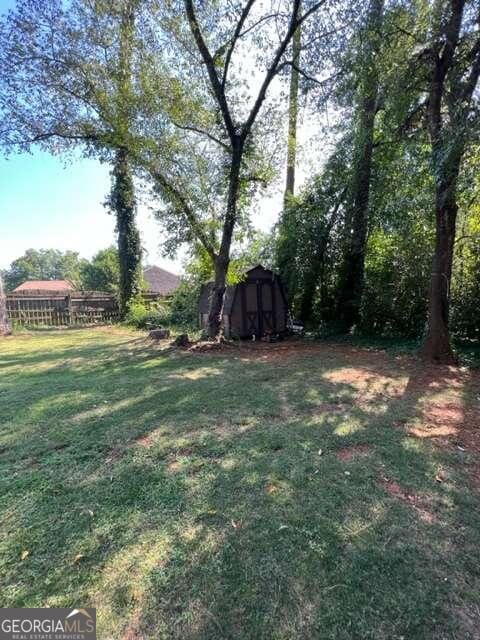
[0,330,479,639]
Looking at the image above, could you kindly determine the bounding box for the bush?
[168,280,201,329]
[125,300,169,329]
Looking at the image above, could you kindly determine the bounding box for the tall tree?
[0,0,144,316]
[276,145,349,322]
[276,7,302,316]
[336,0,384,331]
[418,0,480,362]
[108,0,142,315]
[177,0,329,339]
[284,10,302,205]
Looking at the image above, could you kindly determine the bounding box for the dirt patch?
[188,340,238,353]
[265,482,280,495]
[144,337,480,487]
[337,444,371,461]
[122,611,143,640]
[167,459,182,473]
[135,434,154,448]
[389,364,480,489]
[184,337,398,363]
[379,476,437,524]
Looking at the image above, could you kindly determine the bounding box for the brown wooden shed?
[198,265,289,338]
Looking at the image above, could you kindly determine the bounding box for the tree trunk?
[277,19,301,306]
[111,147,142,318]
[207,145,243,339]
[0,272,11,336]
[417,0,477,362]
[336,0,383,332]
[419,176,459,363]
[110,0,141,319]
[207,255,229,339]
[283,16,301,205]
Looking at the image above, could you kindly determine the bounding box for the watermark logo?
[0,608,96,640]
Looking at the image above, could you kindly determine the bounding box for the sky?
[0,151,187,272]
[0,0,326,274]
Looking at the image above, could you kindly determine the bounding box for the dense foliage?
[3,249,87,291]
[3,247,120,293]
[80,247,121,294]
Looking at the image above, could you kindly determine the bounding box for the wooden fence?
[6,291,119,327]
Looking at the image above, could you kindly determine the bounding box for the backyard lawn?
[0,327,479,639]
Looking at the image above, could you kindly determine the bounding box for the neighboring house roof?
[143,266,181,296]
[13,280,75,292]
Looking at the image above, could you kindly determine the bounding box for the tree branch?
[172,121,231,152]
[147,163,216,259]
[183,0,236,140]
[20,130,99,144]
[221,0,257,90]
[241,0,328,137]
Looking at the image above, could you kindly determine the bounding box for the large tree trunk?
[336,0,383,332]
[0,273,11,336]
[420,174,459,363]
[111,0,141,319]
[277,17,301,301]
[283,16,301,205]
[418,0,475,362]
[111,147,142,318]
[207,145,243,339]
[207,254,229,339]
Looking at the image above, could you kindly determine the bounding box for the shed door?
[244,282,260,336]
[260,282,275,333]
[243,280,276,337]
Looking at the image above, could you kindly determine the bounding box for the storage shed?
[198,265,289,338]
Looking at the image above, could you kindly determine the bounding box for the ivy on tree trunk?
[109,147,142,318]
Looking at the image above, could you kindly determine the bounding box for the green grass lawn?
[1,328,479,639]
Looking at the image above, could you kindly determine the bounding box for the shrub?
[125,300,169,329]
[168,280,201,329]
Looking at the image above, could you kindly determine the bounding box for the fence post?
[66,294,72,325]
